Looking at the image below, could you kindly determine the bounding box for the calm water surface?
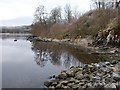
[1,34,100,88]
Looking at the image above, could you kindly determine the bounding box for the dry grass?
[31,9,119,39]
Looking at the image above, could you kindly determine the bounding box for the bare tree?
[33,5,48,24]
[72,7,81,21]
[91,0,117,9]
[64,4,73,23]
[50,6,62,24]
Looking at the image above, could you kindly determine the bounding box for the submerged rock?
[14,39,17,41]
[44,81,53,87]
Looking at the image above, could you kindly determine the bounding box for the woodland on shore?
[31,0,120,40]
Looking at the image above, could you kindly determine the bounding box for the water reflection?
[31,42,100,68]
[2,34,103,88]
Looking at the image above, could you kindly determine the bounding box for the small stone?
[63,86,70,89]
[52,75,56,78]
[86,83,92,88]
[83,65,96,73]
[67,83,75,87]
[71,84,80,89]
[79,82,85,86]
[56,83,62,88]
[94,63,100,68]
[49,86,55,89]
[104,62,110,65]
[104,83,116,88]
[51,82,58,86]
[14,39,17,41]
[111,60,118,65]
[60,80,68,85]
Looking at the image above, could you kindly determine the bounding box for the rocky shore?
[27,36,120,89]
[44,60,120,89]
[27,35,91,45]
[27,36,120,54]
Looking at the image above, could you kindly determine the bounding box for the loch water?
[1,34,101,88]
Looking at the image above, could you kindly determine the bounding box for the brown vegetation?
[31,1,120,39]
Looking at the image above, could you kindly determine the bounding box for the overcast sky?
[0,0,92,26]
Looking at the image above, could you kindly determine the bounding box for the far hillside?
[1,26,31,33]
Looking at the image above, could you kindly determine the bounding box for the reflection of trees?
[34,49,49,67]
[31,42,100,68]
[31,42,62,67]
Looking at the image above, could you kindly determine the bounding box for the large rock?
[75,72,84,80]
[55,83,62,88]
[52,39,60,42]
[68,78,77,83]
[83,65,96,73]
[44,81,53,87]
[112,72,120,81]
[58,72,67,79]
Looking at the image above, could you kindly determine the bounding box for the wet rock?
[74,79,80,84]
[58,72,67,79]
[104,83,116,88]
[52,39,60,42]
[92,76,101,83]
[104,61,110,65]
[86,73,93,79]
[48,76,53,79]
[71,84,80,89]
[83,65,96,73]
[14,39,17,41]
[68,78,76,83]
[110,50,119,53]
[66,70,75,77]
[93,63,100,68]
[52,75,56,78]
[62,85,70,89]
[79,82,85,86]
[111,60,119,65]
[67,83,75,87]
[51,81,58,86]
[112,72,120,81]
[55,83,62,88]
[75,72,84,80]
[49,75,56,79]
[49,86,55,89]
[86,83,93,88]
[60,80,68,86]
[44,81,53,87]
[69,67,77,72]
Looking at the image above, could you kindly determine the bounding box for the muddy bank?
[44,60,120,89]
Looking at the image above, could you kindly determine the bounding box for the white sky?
[0,0,92,26]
